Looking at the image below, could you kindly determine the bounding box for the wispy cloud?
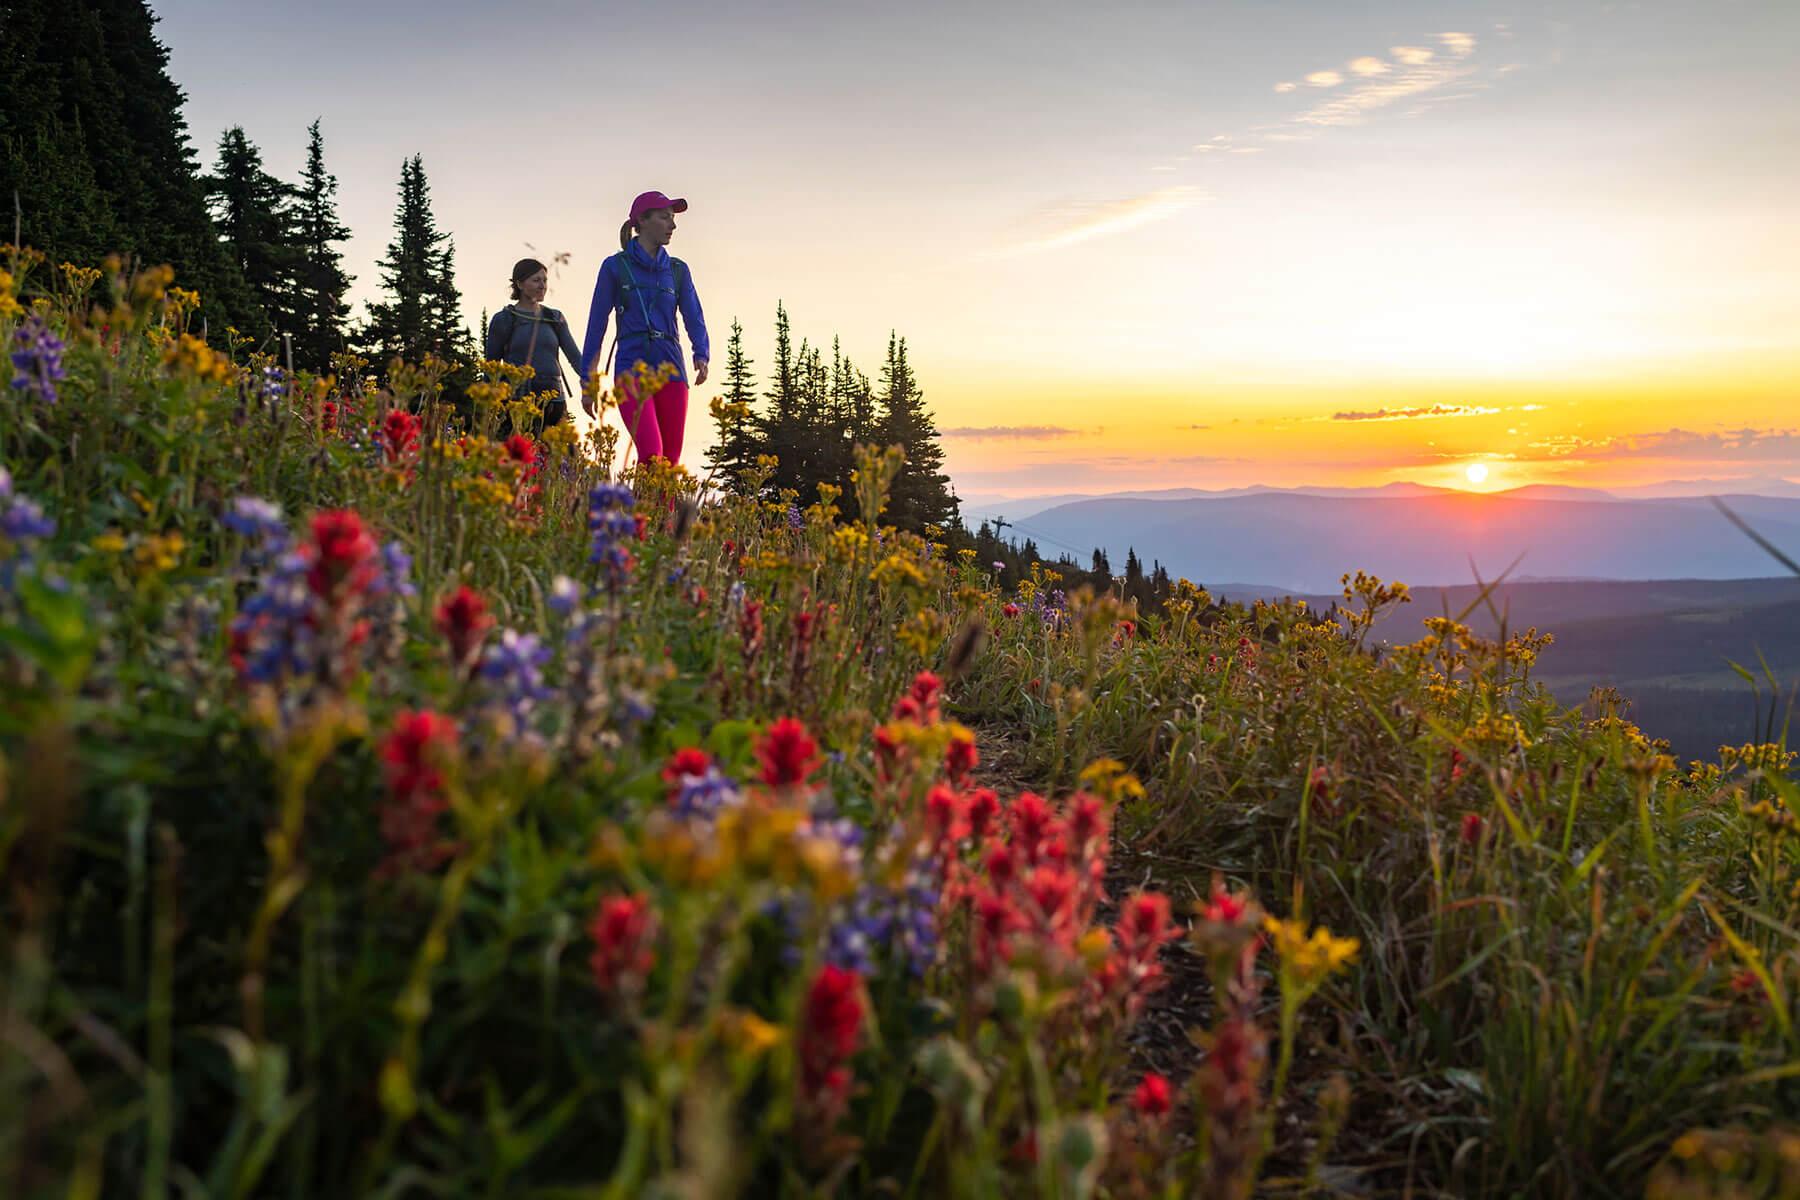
[1348,56,1390,77]
[1331,404,1501,422]
[941,425,1085,440]
[1292,32,1481,129]
[1527,427,1800,462]
[1305,70,1344,87]
[999,186,1206,255]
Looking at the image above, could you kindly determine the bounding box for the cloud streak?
[1332,404,1501,422]
[999,185,1205,255]
[1292,32,1480,129]
[1528,427,1800,462]
[941,425,1085,440]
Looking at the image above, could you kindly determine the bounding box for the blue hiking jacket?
[579,239,710,384]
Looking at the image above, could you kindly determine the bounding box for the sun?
[1465,462,1490,486]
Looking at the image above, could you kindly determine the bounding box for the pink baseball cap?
[629,191,688,222]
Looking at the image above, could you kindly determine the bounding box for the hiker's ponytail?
[619,220,635,252]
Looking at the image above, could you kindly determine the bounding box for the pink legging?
[617,376,690,463]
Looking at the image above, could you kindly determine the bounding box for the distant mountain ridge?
[1009,490,1800,592]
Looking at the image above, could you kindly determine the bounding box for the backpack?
[605,252,689,374]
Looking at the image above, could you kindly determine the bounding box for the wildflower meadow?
[2,250,1798,1199]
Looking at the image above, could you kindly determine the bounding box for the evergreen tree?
[363,155,469,366]
[875,333,956,532]
[758,303,804,495]
[0,0,261,336]
[204,126,297,344]
[1092,548,1112,577]
[291,119,354,371]
[706,318,762,492]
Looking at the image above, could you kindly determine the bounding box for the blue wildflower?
[373,540,416,598]
[9,315,66,407]
[481,629,553,728]
[587,483,636,587]
[548,574,583,615]
[670,766,743,820]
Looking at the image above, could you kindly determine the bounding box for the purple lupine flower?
[1,493,55,543]
[481,629,553,728]
[670,766,743,820]
[9,315,66,407]
[0,467,56,587]
[223,496,288,545]
[786,503,803,531]
[586,483,636,587]
[372,540,416,598]
[259,365,286,406]
[615,684,655,729]
[231,548,317,685]
[548,574,582,615]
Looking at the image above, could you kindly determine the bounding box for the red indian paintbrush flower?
[756,716,820,788]
[798,964,864,1126]
[945,728,978,783]
[925,784,970,848]
[502,434,536,468]
[1133,1072,1173,1118]
[306,509,379,603]
[434,584,493,669]
[966,788,1001,840]
[589,893,657,997]
[1460,811,1485,846]
[381,409,421,460]
[662,746,713,785]
[377,709,459,876]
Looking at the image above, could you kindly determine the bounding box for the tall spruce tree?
[204,126,296,345]
[758,303,805,495]
[875,333,956,532]
[363,155,469,365]
[0,0,261,336]
[291,119,354,371]
[706,318,762,492]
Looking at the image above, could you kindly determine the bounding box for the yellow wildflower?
[719,1008,784,1058]
[132,532,185,576]
[1078,759,1146,805]
[870,552,928,590]
[1264,916,1359,985]
[161,333,235,384]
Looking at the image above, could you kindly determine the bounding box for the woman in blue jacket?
[579,190,710,464]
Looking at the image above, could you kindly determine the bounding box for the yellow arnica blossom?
[1078,759,1146,805]
[162,333,235,384]
[133,532,186,576]
[718,1008,784,1058]
[870,552,928,590]
[1264,916,1359,984]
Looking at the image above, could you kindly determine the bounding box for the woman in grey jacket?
[485,258,583,428]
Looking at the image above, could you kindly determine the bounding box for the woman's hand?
[693,359,709,386]
[581,386,597,419]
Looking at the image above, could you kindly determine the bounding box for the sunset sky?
[154,0,1800,499]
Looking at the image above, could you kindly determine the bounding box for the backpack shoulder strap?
[493,305,519,357]
[670,257,689,299]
